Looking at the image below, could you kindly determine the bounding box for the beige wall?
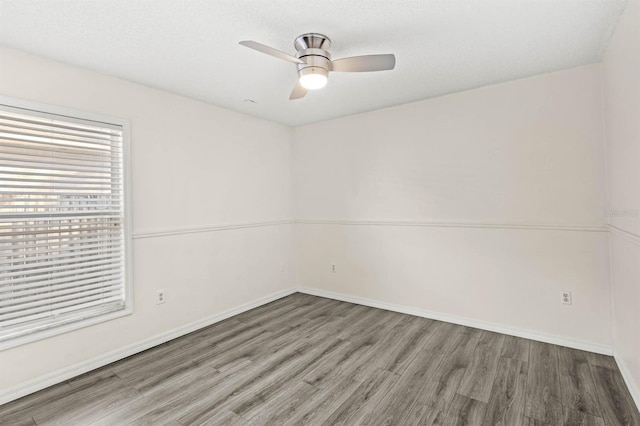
[0,47,294,393]
[294,65,612,350]
[602,0,640,405]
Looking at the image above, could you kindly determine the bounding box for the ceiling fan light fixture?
[239,33,395,99]
[298,67,328,90]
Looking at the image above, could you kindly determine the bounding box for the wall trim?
[295,219,608,233]
[0,287,297,406]
[133,219,293,239]
[614,350,640,412]
[298,286,613,356]
[609,224,640,246]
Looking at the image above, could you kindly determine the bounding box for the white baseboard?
[298,286,613,356]
[614,350,640,412]
[0,287,296,406]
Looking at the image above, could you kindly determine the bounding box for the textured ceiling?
[0,0,626,127]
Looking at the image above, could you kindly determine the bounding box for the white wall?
[0,47,294,393]
[294,65,612,351]
[602,0,640,404]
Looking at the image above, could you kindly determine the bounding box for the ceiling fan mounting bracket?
[294,33,331,51]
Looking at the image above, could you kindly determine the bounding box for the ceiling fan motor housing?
[295,33,331,80]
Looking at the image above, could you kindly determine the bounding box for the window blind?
[0,103,128,345]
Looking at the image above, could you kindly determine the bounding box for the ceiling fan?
[239,33,396,100]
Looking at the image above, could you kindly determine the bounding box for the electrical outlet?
[331,264,336,273]
[156,289,166,305]
[561,291,572,305]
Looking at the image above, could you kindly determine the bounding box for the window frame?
[0,95,133,351]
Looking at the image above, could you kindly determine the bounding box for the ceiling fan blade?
[330,54,396,72]
[239,40,303,64]
[289,81,308,100]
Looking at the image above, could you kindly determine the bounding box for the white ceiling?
[0,0,626,127]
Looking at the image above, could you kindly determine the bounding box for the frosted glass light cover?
[300,73,328,90]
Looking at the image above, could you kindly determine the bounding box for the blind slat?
[1,303,124,341]
[0,111,122,134]
[0,235,122,254]
[0,284,124,312]
[4,259,123,285]
[0,176,120,185]
[0,169,120,180]
[0,127,121,146]
[1,251,123,274]
[0,155,122,171]
[0,246,121,266]
[0,118,121,141]
[0,146,121,164]
[1,271,123,294]
[0,139,121,158]
[0,293,124,324]
[0,276,122,299]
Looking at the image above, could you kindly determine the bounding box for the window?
[0,97,131,349]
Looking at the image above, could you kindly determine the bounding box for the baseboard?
[0,287,297,406]
[614,350,640,412]
[298,286,613,356]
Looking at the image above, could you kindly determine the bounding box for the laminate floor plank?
[590,364,640,426]
[172,346,310,425]
[321,299,363,319]
[374,316,442,376]
[363,326,465,425]
[234,301,302,327]
[405,326,482,425]
[423,321,461,353]
[0,416,36,426]
[0,381,73,419]
[198,410,246,426]
[501,335,531,363]
[301,312,403,389]
[335,306,390,339]
[442,393,488,426]
[114,324,263,389]
[123,364,255,426]
[109,318,253,378]
[30,373,143,425]
[2,293,638,426]
[280,375,363,425]
[209,311,341,371]
[124,349,226,395]
[585,352,619,370]
[258,305,312,332]
[524,416,551,425]
[88,360,252,426]
[243,381,317,425]
[557,346,602,417]
[524,341,564,424]
[340,313,407,384]
[215,334,341,422]
[227,338,350,419]
[482,357,528,426]
[319,368,400,426]
[457,330,506,403]
[357,346,449,425]
[562,407,606,426]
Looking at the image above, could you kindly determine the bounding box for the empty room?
[0,0,639,425]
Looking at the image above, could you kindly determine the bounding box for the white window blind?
[0,100,131,347]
